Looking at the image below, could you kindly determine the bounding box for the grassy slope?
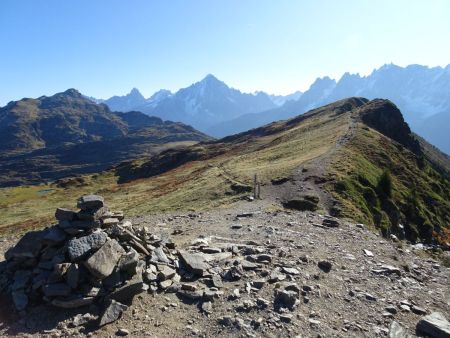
[0,105,349,235]
[328,123,450,244]
[1,98,448,245]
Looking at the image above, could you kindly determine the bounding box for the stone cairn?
[0,195,228,327]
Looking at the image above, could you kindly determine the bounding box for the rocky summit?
[0,196,449,337]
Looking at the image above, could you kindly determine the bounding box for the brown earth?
[0,198,448,338]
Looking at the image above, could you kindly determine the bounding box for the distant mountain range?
[96,64,450,154]
[0,89,210,186]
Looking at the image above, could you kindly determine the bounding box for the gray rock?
[389,321,409,338]
[280,313,293,323]
[99,300,128,326]
[201,301,213,313]
[251,279,266,289]
[5,230,45,259]
[48,263,71,283]
[51,296,94,308]
[102,218,120,227]
[84,239,125,279]
[118,248,139,274]
[159,279,173,289]
[179,251,209,276]
[365,293,377,301]
[66,263,80,289]
[241,260,258,270]
[282,267,300,275]
[386,306,398,314]
[322,218,340,227]
[70,313,96,327]
[32,270,51,290]
[77,195,105,211]
[363,249,374,257]
[157,266,176,281]
[12,270,32,290]
[42,226,67,244]
[151,247,170,264]
[411,305,427,315]
[177,289,203,301]
[12,290,28,311]
[43,283,72,297]
[274,289,299,311]
[70,220,101,230]
[67,232,108,261]
[77,206,108,221]
[318,260,332,273]
[55,208,77,221]
[117,328,130,336]
[416,312,450,338]
[211,274,223,288]
[110,263,144,302]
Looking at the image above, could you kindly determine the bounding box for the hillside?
[115,97,450,244]
[208,64,450,154]
[0,90,211,186]
[1,97,448,246]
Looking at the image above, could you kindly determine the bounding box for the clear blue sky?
[1,0,449,105]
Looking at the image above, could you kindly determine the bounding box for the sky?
[1,0,450,105]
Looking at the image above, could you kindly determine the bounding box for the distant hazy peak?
[202,74,220,82]
[149,89,172,100]
[129,87,144,97]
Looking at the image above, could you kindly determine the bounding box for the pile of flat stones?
[0,195,188,327]
[0,195,263,330]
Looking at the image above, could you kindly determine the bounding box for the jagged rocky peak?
[128,87,145,98]
[196,73,228,90]
[357,99,421,154]
[60,88,83,98]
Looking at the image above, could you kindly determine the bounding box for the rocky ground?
[0,198,449,338]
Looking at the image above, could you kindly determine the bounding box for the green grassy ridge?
[329,124,450,244]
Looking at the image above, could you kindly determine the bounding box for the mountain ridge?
[211,64,450,153]
[114,97,449,244]
[0,90,211,186]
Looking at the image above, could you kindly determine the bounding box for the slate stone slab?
[388,321,408,338]
[84,239,125,279]
[99,300,128,327]
[12,270,32,290]
[118,248,139,274]
[55,208,77,221]
[12,290,28,311]
[66,263,80,289]
[110,262,144,303]
[42,226,67,244]
[5,230,45,260]
[51,296,94,309]
[179,251,209,276]
[416,312,450,338]
[43,283,72,297]
[67,232,108,261]
[77,195,104,211]
[77,206,108,221]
